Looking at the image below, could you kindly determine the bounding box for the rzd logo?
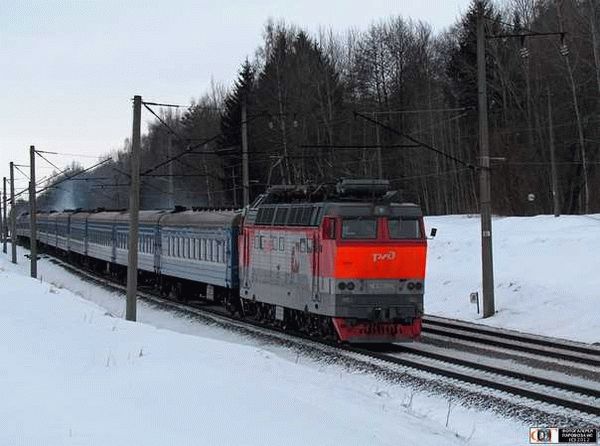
[373,251,396,262]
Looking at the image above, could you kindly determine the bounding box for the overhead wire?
[35,150,62,172]
[353,111,476,169]
[13,165,30,180]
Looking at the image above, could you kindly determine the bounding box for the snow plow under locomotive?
[16,179,429,343]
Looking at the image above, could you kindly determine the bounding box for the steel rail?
[37,254,600,418]
[422,316,600,367]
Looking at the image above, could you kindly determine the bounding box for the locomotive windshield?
[388,218,422,239]
[341,217,377,239]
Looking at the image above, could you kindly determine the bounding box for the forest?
[35,0,600,216]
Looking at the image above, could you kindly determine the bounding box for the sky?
[0,0,471,196]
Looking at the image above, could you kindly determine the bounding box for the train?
[16,179,429,343]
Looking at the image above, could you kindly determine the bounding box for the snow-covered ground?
[425,214,600,343]
[2,213,597,444]
[0,247,529,445]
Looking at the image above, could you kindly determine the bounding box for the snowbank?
[425,214,600,343]
[0,253,524,446]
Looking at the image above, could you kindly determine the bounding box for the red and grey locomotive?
[239,179,427,342]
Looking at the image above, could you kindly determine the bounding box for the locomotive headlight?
[407,282,415,290]
[346,282,355,291]
[415,282,423,290]
[338,282,346,290]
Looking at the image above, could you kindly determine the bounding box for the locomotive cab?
[318,201,427,342]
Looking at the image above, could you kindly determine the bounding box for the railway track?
[41,253,600,420]
[422,315,600,367]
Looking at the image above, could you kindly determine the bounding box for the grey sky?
[0,0,471,191]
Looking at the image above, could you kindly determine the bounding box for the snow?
[425,214,600,344]
[2,212,597,444]
[0,249,528,446]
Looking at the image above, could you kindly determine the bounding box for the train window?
[274,207,289,225]
[279,237,285,251]
[388,218,422,239]
[341,218,377,239]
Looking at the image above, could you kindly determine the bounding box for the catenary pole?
[10,162,17,264]
[2,177,6,254]
[0,177,4,254]
[547,86,560,217]
[477,1,495,318]
[241,95,250,207]
[126,95,142,322]
[29,146,37,278]
[374,112,383,178]
[167,134,174,208]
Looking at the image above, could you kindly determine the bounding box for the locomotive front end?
[321,200,427,343]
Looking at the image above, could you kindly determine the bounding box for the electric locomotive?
[239,179,427,342]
